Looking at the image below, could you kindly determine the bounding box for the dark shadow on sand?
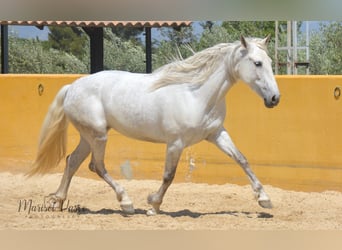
[78,207,273,219]
[160,209,273,219]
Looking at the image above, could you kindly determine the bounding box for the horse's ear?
[262,34,271,47]
[240,35,248,49]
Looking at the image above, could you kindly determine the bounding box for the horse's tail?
[27,85,70,177]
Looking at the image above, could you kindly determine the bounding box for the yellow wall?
[1,74,342,192]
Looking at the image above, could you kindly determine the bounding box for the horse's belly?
[110,123,165,143]
[105,110,166,143]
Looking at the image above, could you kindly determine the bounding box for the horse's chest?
[176,108,225,145]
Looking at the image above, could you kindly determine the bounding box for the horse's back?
[63,70,166,141]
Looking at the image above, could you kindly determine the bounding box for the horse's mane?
[151,43,235,90]
[151,38,267,90]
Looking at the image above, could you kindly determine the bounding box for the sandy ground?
[1,171,342,230]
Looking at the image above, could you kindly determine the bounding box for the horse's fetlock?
[147,193,162,206]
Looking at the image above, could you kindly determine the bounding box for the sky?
[9,25,50,40]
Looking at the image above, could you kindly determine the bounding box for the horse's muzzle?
[264,95,280,108]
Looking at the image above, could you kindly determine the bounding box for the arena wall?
[1,74,342,191]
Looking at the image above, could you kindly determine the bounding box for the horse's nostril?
[271,95,277,103]
[271,95,279,105]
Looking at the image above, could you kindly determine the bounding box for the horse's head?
[234,35,280,108]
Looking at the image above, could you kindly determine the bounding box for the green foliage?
[48,27,88,60]
[152,26,197,70]
[196,25,232,50]
[8,37,87,73]
[152,40,196,70]
[309,22,342,74]
[102,28,145,72]
[160,26,196,46]
[222,21,275,41]
[4,21,342,75]
[109,27,144,44]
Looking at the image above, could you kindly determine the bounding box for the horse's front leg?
[147,141,183,216]
[207,128,272,209]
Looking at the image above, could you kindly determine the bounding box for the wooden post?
[145,27,152,73]
[83,27,104,74]
[1,25,9,73]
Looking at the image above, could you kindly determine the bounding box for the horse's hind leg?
[89,133,134,215]
[88,154,96,173]
[208,128,272,209]
[46,137,91,209]
[147,141,183,215]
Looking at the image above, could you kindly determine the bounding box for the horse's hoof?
[258,199,273,209]
[45,194,64,211]
[120,202,135,215]
[120,195,134,215]
[146,208,159,216]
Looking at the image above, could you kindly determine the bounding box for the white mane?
[151,43,233,90]
[151,38,268,90]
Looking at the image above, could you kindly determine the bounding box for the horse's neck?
[197,63,235,108]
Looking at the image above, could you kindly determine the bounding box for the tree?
[221,21,276,41]
[196,24,232,50]
[154,22,277,71]
[109,27,144,45]
[7,22,342,75]
[101,28,145,72]
[47,26,88,60]
[9,37,87,73]
[159,26,196,46]
[152,26,197,70]
[309,22,342,74]
[46,27,146,73]
[199,21,215,31]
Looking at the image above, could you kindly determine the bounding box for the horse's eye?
[254,61,262,67]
